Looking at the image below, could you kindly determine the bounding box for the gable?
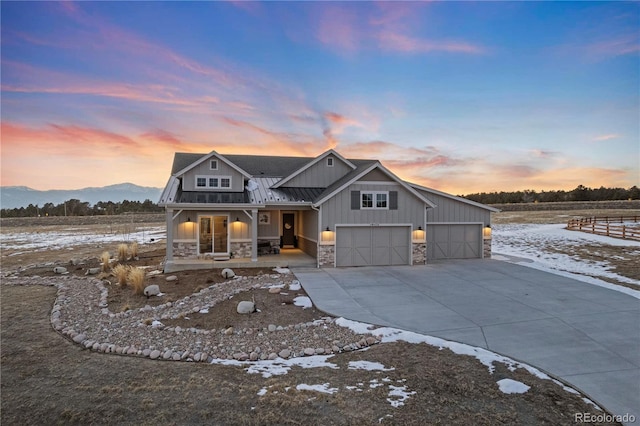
[283,154,353,188]
[180,154,246,192]
[313,161,436,209]
[358,168,394,182]
[272,150,356,188]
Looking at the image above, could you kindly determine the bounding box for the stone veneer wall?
[483,239,492,258]
[318,245,335,268]
[412,243,426,265]
[173,241,197,259]
[231,242,252,259]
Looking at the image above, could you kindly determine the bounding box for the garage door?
[427,224,482,260]
[336,226,411,267]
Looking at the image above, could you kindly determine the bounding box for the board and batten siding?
[283,155,352,188]
[418,190,491,225]
[321,183,425,228]
[297,209,318,257]
[181,156,245,192]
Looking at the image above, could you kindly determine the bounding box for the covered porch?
[163,248,316,273]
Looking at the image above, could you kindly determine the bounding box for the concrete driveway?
[293,259,639,423]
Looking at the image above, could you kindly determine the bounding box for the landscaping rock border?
[3,273,380,364]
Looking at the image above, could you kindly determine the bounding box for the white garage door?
[427,224,482,260]
[336,226,411,267]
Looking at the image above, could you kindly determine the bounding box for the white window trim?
[361,191,389,210]
[195,175,232,189]
[327,157,334,167]
[210,159,218,170]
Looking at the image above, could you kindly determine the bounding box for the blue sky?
[1,1,638,194]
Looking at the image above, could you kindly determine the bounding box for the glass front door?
[199,215,228,255]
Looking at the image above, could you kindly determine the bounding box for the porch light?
[321,226,334,243]
[483,225,492,239]
[413,226,425,242]
[186,217,191,223]
[236,217,240,222]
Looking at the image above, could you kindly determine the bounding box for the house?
[158,149,498,272]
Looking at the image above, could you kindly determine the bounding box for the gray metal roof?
[246,177,321,204]
[177,190,249,204]
[171,152,375,178]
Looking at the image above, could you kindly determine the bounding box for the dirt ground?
[0,211,630,425]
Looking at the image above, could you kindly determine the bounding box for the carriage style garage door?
[426,224,482,260]
[336,226,411,267]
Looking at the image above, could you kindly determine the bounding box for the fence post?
[606,223,609,236]
[622,225,626,239]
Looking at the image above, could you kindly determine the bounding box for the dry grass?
[117,244,128,262]
[111,264,129,287]
[493,209,637,224]
[129,241,139,259]
[100,251,111,273]
[127,267,145,295]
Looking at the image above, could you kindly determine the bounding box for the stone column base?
[483,239,492,258]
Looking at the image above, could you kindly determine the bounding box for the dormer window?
[195,175,232,189]
[327,157,334,167]
[210,159,218,170]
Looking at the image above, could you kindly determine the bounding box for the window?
[361,191,388,209]
[195,175,232,189]
[327,157,334,167]
[362,193,373,208]
[210,160,218,170]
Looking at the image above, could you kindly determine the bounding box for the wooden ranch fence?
[567,215,640,241]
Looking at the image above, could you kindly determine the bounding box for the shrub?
[100,251,111,273]
[129,241,139,259]
[128,267,145,296]
[117,244,128,262]
[112,264,129,286]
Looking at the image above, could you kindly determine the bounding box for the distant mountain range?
[0,183,163,209]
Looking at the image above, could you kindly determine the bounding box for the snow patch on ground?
[296,383,339,394]
[493,223,640,298]
[348,360,394,371]
[0,226,165,252]
[293,295,312,309]
[210,354,339,378]
[387,384,416,407]
[497,378,530,394]
[289,280,301,291]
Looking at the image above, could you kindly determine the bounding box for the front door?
[199,215,228,255]
[282,213,295,247]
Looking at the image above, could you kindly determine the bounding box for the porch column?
[251,209,258,262]
[166,208,174,261]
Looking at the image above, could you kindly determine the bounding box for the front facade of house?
[158,149,498,271]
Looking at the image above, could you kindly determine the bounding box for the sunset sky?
[1,1,638,195]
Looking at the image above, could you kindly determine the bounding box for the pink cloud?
[593,133,622,142]
[308,3,485,56]
[586,33,639,58]
[376,31,485,54]
[316,6,362,53]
